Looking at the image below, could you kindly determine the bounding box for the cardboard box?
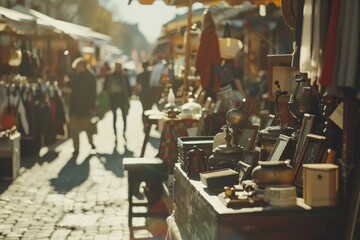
[303,164,338,207]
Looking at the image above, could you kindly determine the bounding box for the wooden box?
[303,164,339,207]
[0,132,21,180]
[200,168,238,190]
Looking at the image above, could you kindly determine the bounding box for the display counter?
[168,163,339,240]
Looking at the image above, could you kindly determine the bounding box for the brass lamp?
[208,108,250,170]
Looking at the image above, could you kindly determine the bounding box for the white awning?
[28,9,111,45]
[11,5,53,31]
[0,6,36,34]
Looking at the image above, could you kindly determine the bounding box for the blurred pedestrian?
[149,55,168,110]
[103,61,131,143]
[68,58,97,154]
[136,61,152,124]
[99,61,111,78]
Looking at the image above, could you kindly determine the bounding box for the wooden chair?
[140,110,164,157]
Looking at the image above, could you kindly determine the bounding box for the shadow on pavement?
[0,143,63,195]
[0,180,12,195]
[21,138,69,169]
[50,154,91,193]
[97,145,134,178]
[21,150,60,169]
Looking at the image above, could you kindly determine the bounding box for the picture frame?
[293,134,327,190]
[241,149,260,167]
[263,114,275,129]
[234,161,252,182]
[267,134,294,162]
[237,125,260,150]
[267,54,299,101]
[214,125,260,150]
[291,113,315,168]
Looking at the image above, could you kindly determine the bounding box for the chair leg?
[140,121,152,157]
[128,175,133,227]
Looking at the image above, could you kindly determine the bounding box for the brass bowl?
[252,161,294,189]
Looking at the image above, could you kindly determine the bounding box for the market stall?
[126,1,359,239]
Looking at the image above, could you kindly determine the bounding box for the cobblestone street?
[0,99,162,240]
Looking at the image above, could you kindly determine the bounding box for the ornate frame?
[267,134,293,162]
[291,113,315,167]
[293,134,327,190]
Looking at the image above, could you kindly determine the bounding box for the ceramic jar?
[251,160,294,188]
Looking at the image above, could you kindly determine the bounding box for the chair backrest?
[195,90,207,106]
[194,86,203,102]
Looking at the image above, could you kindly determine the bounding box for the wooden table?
[168,163,340,240]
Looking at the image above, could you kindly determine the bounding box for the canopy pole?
[183,0,193,100]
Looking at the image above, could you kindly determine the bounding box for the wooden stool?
[123,157,167,227]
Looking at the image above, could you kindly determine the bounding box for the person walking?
[136,61,152,125]
[103,61,131,143]
[68,58,97,154]
[149,55,168,110]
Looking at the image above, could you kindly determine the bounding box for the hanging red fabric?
[0,107,17,130]
[318,0,341,87]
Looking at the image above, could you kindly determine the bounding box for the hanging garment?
[291,0,304,68]
[9,92,29,135]
[310,0,321,83]
[318,0,341,88]
[299,0,313,75]
[195,26,221,97]
[336,1,359,89]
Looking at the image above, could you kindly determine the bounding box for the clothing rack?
[0,79,67,156]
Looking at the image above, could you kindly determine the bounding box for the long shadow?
[20,138,69,169]
[1,147,61,195]
[50,154,91,193]
[0,179,12,195]
[21,150,60,169]
[97,146,134,178]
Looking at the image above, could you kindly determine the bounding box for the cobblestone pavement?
[0,100,162,240]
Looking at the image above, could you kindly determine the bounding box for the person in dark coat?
[103,61,131,143]
[136,61,152,125]
[68,58,97,154]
